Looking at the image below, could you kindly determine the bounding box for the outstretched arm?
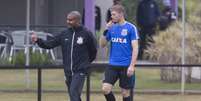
[31,33,61,49]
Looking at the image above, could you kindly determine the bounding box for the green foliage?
[177,0,201,20]
[122,0,201,24]
[145,0,201,64]
[11,51,26,65]
[122,0,138,23]
[145,21,201,64]
[122,0,201,20]
[8,51,52,65]
[30,52,51,65]
[122,0,164,24]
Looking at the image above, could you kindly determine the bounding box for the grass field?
[0,92,201,101]
[0,68,201,101]
[0,68,201,91]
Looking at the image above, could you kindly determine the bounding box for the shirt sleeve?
[130,25,139,40]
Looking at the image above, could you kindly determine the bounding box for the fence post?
[86,72,90,101]
[130,88,133,101]
[131,74,135,101]
[38,67,42,101]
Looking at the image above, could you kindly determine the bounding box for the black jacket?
[36,26,97,75]
[137,0,160,27]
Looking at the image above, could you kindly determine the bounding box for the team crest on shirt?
[77,37,83,45]
[121,29,128,36]
[150,4,155,8]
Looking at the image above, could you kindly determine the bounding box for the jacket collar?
[69,26,83,32]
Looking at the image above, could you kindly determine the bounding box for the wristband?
[103,29,108,36]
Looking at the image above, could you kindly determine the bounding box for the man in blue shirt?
[99,5,139,101]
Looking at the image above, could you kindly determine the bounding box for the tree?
[122,0,164,24]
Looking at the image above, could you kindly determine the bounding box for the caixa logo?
[111,38,127,43]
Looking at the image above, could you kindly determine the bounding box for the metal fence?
[0,63,201,101]
[1,25,201,101]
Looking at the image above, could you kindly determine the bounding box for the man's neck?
[118,18,126,25]
[69,25,82,31]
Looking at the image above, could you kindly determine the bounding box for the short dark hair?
[68,11,81,22]
[114,0,121,1]
[113,0,121,4]
[110,4,125,14]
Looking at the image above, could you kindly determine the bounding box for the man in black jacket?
[31,11,97,101]
[136,0,160,59]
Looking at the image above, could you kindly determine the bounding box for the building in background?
[95,0,113,30]
[0,0,84,26]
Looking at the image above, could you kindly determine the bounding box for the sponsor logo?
[121,29,128,36]
[150,4,154,8]
[111,38,127,43]
[77,37,83,44]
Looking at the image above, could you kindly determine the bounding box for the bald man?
[32,11,97,101]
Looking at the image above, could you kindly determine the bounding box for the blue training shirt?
[106,21,139,67]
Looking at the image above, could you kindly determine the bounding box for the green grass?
[137,68,201,90]
[0,69,201,91]
[136,68,181,89]
[0,92,201,101]
[0,69,201,101]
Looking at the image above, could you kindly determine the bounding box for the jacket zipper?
[70,31,75,75]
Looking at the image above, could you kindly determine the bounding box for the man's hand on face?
[106,20,114,29]
[31,33,38,43]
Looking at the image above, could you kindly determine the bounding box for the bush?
[11,51,26,65]
[145,21,201,64]
[145,21,201,82]
[30,51,52,65]
[9,51,52,65]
